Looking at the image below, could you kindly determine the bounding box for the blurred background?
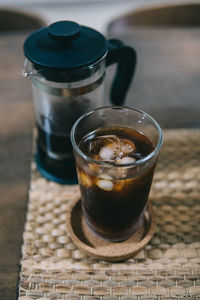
[0,0,198,32]
[1,0,200,128]
[0,0,190,33]
[0,1,200,298]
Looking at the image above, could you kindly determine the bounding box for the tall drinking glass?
[71,106,163,242]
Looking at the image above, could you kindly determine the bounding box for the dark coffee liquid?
[36,124,77,183]
[37,124,73,159]
[78,127,155,241]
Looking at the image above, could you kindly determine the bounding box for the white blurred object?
[0,0,198,33]
[116,157,136,165]
[99,145,115,161]
[96,179,113,191]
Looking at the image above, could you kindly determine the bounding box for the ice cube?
[107,166,126,179]
[89,135,118,152]
[100,137,136,161]
[90,134,136,164]
[99,172,113,180]
[96,179,113,191]
[120,139,136,155]
[99,144,115,161]
[116,156,136,165]
[79,171,92,187]
[88,162,99,174]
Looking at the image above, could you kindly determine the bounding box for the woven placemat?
[19,129,200,300]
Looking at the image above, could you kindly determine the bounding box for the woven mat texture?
[19,130,200,300]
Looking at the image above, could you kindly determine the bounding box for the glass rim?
[70,106,163,168]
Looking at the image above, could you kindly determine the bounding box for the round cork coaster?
[66,197,156,262]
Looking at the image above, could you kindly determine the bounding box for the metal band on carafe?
[32,75,105,97]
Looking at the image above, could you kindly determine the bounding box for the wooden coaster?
[66,197,156,262]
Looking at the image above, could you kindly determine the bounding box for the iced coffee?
[71,107,163,242]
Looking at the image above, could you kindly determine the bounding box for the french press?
[23,21,136,184]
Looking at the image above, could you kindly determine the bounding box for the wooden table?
[0,32,34,299]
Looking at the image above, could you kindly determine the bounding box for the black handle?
[106,39,137,105]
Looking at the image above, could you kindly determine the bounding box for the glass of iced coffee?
[71,106,163,242]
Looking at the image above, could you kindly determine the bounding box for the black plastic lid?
[23,21,107,69]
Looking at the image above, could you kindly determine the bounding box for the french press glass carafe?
[23,21,136,184]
